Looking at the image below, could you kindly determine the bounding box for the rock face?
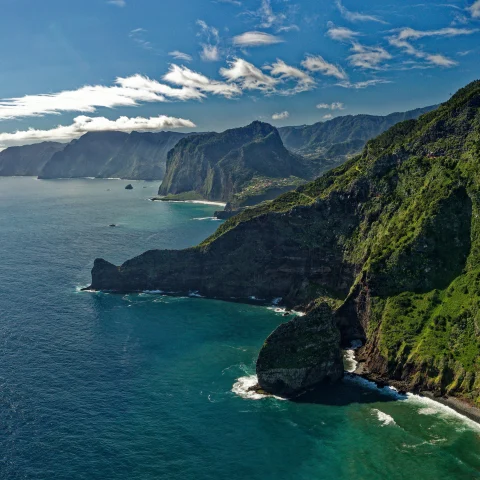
[38,131,188,180]
[256,304,344,397]
[88,80,480,402]
[0,142,65,176]
[158,121,317,208]
[278,105,437,167]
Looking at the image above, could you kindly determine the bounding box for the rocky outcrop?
[158,121,316,207]
[38,131,188,180]
[0,142,65,176]
[256,304,344,397]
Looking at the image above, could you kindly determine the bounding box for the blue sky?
[0,0,479,147]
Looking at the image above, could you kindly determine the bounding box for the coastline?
[353,357,480,425]
[150,196,227,207]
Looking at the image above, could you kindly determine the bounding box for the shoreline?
[353,358,480,425]
[150,197,227,207]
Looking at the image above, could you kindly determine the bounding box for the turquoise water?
[1,177,480,480]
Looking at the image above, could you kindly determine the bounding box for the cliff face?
[88,80,480,402]
[38,131,187,180]
[278,105,437,168]
[158,121,315,207]
[0,142,65,176]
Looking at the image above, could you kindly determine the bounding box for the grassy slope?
[202,80,480,402]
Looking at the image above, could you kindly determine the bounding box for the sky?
[0,0,479,148]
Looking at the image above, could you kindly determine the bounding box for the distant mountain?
[0,142,65,176]
[278,105,437,170]
[38,131,188,180]
[158,121,317,208]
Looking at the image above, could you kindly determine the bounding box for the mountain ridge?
[86,79,480,405]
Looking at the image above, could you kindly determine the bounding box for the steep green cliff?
[38,131,188,180]
[158,121,316,208]
[88,80,480,403]
[0,142,65,176]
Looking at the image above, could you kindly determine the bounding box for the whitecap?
[232,375,286,401]
[142,290,164,294]
[192,217,222,221]
[344,374,480,431]
[372,408,397,426]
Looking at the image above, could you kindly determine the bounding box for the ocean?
[1,177,479,480]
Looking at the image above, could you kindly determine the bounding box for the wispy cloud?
[0,115,195,148]
[164,64,242,97]
[316,102,345,110]
[232,31,284,46]
[168,51,193,62]
[348,42,392,70]
[323,114,333,119]
[233,32,284,47]
[107,0,126,7]
[388,36,456,67]
[386,27,476,68]
[272,111,289,120]
[469,0,480,18]
[326,22,360,42]
[266,59,316,93]
[220,58,278,91]
[301,55,348,80]
[335,0,387,24]
[396,27,478,40]
[244,0,298,33]
[197,20,222,61]
[216,0,242,5]
[129,28,153,51]
[337,79,390,89]
[0,71,244,120]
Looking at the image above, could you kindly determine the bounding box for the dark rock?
[125,184,133,190]
[256,304,344,398]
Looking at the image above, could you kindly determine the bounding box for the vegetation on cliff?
[89,80,480,402]
[158,121,321,208]
[278,104,437,165]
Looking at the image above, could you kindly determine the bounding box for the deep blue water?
[1,177,480,480]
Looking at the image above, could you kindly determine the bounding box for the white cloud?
[469,0,480,17]
[232,31,284,47]
[220,58,278,91]
[316,102,345,110]
[168,51,193,62]
[107,0,126,6]
[337,79,390,89]
[197,20,222,61]
[388,36,457,67]
[272,111,289,120]
[164,64,242,97]
[245,0,298,33]
[0,71,244,121]
[348,42,392,70]
[326,23,360,42]
[301,55,348,80]
[200,44,221,61]
[217,0,242,5]
[335,0,387,24]
[396,27,478,40]
[323,114,333,120]
[267,59,316,93]
[0,115,195,149]
[129,28,153,51]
